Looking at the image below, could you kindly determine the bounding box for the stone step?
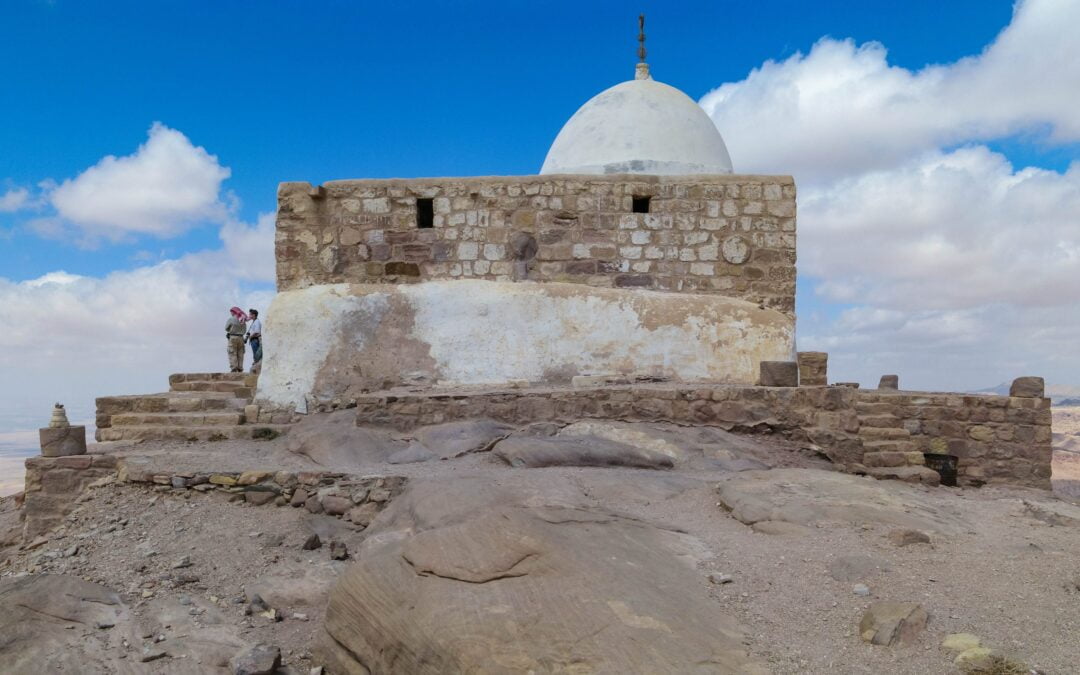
[862,450,926,468]
[865,465,941,486]
[99,393,247,414]
[857,414,903,429]
[96,424,289,443]
[170,381,254,398]
[169,372,256,385]
[862,439,918,454]
[858,426,911,441]
[112,412,246,427]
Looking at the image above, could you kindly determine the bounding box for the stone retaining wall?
[856,391,1052,487]
[352,383,1052,488]
[115,460,407,527]
[23,454,117,539]
[20,454,407,542]
[354,383,865,466]
[276,174,797,314]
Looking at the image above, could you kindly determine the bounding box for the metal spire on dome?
[635,14,651,80]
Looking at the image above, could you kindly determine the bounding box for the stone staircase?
[96,373,290,442]
[855,406,940,485]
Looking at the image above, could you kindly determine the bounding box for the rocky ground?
[1,414,1078,674]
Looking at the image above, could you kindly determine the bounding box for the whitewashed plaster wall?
[255,280,794,410]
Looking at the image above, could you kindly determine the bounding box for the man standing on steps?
[226,307,247,373]
[246,308,263,374]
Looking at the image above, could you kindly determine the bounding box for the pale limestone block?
[685,232,709,245]
[620,246,643,259]
[366,230,385,244]
[643,215,664,230]
[434,197,451,213]
[675,214,696,231]
[679,248,697,262]
[631,261,652,273]
[721,236,751,264]
[341,199,361,213]
[474,260,491,275]
[631,230,651,245]
[483,244,505,260]
[362,198,389,213]
[698,244,719,261]
[572,244,590,259]
[722,200,738,217]
[690,262,716,276]
[466,210,477,226]
[491,262,512,275]
[297,230,319,252]
[744,201,764,215]
[457,243,479,261]
[449,263,462,277]
[619,214,639,230]
[701,218,726,230]
[448,212,466,227]
[706,201,720,217]
[768,200,795,217]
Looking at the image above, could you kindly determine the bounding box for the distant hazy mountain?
[973,382,1080,406]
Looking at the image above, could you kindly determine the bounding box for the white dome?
[540,66,733,176]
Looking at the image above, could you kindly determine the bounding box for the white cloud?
[0,188,30,212]
[0,122,277,431]
[801,147,1080,311]
[701,0,1080,389]
[49,122,231,240]
[0,254,274,431]
[701,0,1080,181]
[219,212,277,283]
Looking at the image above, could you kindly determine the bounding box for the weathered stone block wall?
[22,454,117,539]
[854,391,1052,488]
[352,384,1052,489]
[353,383,864,466]
[276,174,796,314]
[115,460,406,527]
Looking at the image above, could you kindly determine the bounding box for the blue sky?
[2,0,1080,438]
[1,0,1015,278]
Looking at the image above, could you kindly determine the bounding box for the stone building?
[258,59,797,411]
[231,50,1051,490]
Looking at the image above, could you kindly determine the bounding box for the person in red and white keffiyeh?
[225,307,248,372]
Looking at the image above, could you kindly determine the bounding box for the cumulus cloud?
[801,147,1080,311]
[0,187,30,212]
[0,254,274,429]
[49,122,231,240]
[219,212,277,283]
[701,0,1080,181]
[0,123,275,430]
[702,0,1080,389]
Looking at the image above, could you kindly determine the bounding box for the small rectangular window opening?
[416,198,434,228]
[632,196,651,213]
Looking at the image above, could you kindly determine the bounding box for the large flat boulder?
[409,418,516,459]
[316,478,767,674]
[286,410,404,467]
[717,468,967,534]
[557,420,777,469]
[493,434,674,469]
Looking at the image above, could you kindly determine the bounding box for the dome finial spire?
[635,13,651,80]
